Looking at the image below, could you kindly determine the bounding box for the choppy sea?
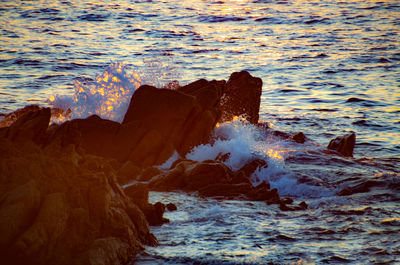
[1,0,399,264]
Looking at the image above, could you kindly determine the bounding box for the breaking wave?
[48,60,180,123]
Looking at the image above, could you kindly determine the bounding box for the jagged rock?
[117,161,141,185]
[124,183,149,205]
[0,134,157,265]
[121,85,220,166]
[6,107,50,144]
[0,180,41,250]
[327,132,356,157]
[0,105,42,128]
[220,71,262,124]
[184,161,232,190]
[138,167,161,181]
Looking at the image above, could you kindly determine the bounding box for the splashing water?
[47,60,181,124]
[188,116,287,170]
[48,62,140,123]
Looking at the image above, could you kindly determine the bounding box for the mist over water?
[1,0,400,264]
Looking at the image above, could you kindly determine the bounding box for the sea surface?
[1,0,399,264]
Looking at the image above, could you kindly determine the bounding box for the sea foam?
[187,118,334,199]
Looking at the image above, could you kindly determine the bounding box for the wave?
[47,60,180,123]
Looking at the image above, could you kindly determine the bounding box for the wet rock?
[199,183,253,198]
[237,159,268,177]
[117,161,141,185]
[124,183,149,205]
[45,114,120,158]
[123,85,220,160]
[166,203,177,212]
[281,197,294,204]
[0,136,157,265]
[252,187,280,203]
[216,152,231,162]
[0,105,42,128]
[184,161,232,190]
[220,71,262,124]
[327,132,356,157]
[290,132,306,144]
[138,167,161,181]
[6,107,51,144]
[279,200,308,211]
[142,202,169,226]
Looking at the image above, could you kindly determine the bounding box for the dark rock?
[337,188,353,196]
[327,132,356,157]
[255,181,271,191]
[232,159,267,184]
[183,161,232,190]
[279,200,308,211]
[139,167,161,181]
[122,85,220,164]
[264,188,281,204]
[299,201,308,210]
[117,161,141,185]
[6,107,51,144]
[250,186,280,202]
[290,132,306,144]
[45,114,120,158]
[230,171,252,184]
[220,71,262,124]
[166,203,177,212]
[124,183,149,205]
[0,136,157,265]
[216,152,231,162]
[281,197,294,204]
[0,105,42,128]
[142,202,168,226]
[199,183,253,198]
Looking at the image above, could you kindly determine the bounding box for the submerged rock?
[327,132,356,157]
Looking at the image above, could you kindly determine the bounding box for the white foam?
[187,117,286,171]
[187,118,335,199]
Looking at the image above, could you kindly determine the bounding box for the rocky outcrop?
[147,158,285,205]
[327,132,356,157]
[220,71,262,124]
[0,116,157,265]
[122,84,221,164]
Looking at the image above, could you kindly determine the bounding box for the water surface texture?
[1,0,399,264]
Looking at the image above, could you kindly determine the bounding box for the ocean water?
[1,0,399,264]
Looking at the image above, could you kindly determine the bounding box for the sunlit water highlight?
[1,0,399,264]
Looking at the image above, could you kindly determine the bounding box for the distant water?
[1,0,399,264]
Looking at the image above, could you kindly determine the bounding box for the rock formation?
[327,132,356,157]
[0,70,307,265]
[0,109,157,265]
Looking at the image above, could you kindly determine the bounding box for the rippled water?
[1,0,399,264]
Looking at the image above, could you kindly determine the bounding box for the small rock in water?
[290,132,306,144]
[327,132,356,157]
[166,203,177,211]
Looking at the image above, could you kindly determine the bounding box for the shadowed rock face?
[0,109,157,265]
[220,71,262,124]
